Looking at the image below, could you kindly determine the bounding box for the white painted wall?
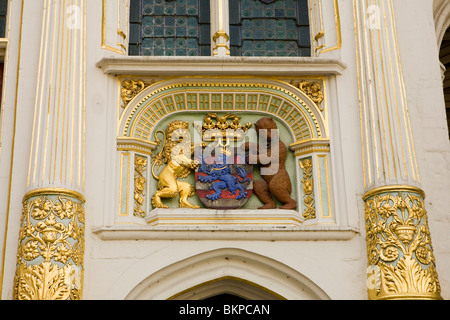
[0,0,448,300]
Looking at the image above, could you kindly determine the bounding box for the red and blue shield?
[195,149,253,209]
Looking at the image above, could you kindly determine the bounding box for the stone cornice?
[96,56,347,76]
[93,225,359,241]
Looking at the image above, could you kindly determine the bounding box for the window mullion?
[211,0,230,56]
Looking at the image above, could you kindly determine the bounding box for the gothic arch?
[125,248,330,300]
[434,0,450,48]
[118,77,327,145]
[434,0,450,137]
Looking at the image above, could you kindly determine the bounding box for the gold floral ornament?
[292,80,324,111]
[121,79,154,108]
[299,158,316,220]
[363,187,441,300]
[14,191,85,300]
[151,121,199,209]
[134,156,148,218]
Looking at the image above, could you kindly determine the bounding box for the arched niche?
[169,277,283,300]
[115,77,334,226]
[434,0,450,48]
[118,78,327,142]
[139,110,298,211]
[434,0,450,137]
[125,248,330,300]
[440,28,450,137]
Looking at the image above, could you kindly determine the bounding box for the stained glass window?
[229,0,311,57]
[129,0,211,56]
[0,0,8,38]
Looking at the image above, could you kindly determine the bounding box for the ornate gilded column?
[354,0,441,299]
[13,0,86,300]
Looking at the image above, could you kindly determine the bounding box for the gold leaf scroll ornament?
[292,80,324,111]
[364,189,441,300]
[134,156,148,218]
[299,158,316,220]
[121,79,154,108]
[14,192,85,300]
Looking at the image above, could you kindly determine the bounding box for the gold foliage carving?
[134,155,148,218]
[121,79,154,108]
[14,262,81,300]
[364,189,441,300]
[292,80,324,111]
[380,256,440,297]
[14,192,85,300]
[299,158,316,220]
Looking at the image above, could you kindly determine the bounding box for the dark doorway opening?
[204,293,247,301]
[439,27,450,138]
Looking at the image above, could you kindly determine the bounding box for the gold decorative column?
[354,0,442,299]
[364,186,440,300]
[13,0,86,300]
[14,189,85,300]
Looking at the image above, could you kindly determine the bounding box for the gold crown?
[194,113,252,142]
[167,120,189,131]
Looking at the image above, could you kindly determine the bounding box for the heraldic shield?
[194,113,253,210]
[195,148,253,209]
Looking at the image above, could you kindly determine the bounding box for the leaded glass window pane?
[229,0,311,57]
[0,0,8,38]
[129,0,211,56]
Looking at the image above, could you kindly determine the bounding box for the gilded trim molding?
[134,155,148,218]
[318,0,342,54]
[363,185,425,201]
[117,137,158,156]
[23,188,86,203]
[299,158,316,220]
[289,138,330,157]
[119,81,327,144]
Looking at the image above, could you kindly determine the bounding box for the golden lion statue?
[151,121,199,209]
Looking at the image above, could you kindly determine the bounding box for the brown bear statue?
[245,117,296,210]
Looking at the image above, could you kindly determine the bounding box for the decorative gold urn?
[363,186,441,300]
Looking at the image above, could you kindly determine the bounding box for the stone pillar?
[354,0,442,299]
[13,0,86,300]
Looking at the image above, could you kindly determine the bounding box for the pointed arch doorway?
[168,276,283,300]
[439,27,450,138]
[435,0,450,137]
[125,248,330,300]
